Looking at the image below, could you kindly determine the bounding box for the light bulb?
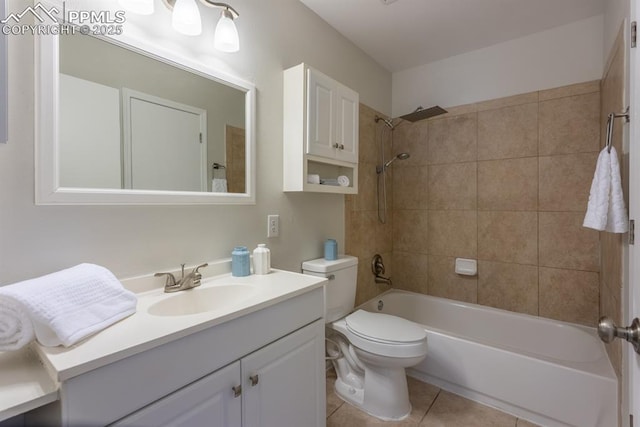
[172,0,202,36]
[118,0,154,15]
[214,9,239,52]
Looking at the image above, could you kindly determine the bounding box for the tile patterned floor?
[326,370,541,427]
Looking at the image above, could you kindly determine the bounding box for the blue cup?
[324,239,338,260]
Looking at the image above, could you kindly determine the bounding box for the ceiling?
[299,0,606,72]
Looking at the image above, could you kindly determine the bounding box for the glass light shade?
[172,0,202,36]
[214,12,239,52]
[118,0,154,15]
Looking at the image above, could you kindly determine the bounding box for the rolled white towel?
[0,263,137,350]
[337,175,350,187]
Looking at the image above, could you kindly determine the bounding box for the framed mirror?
[35,25,255,205]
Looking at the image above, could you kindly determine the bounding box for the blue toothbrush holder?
[324,239,338,261]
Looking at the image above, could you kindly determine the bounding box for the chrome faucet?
[155,263,209,293]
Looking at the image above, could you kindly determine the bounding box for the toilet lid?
[345,310,426,343]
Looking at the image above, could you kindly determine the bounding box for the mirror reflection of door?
[225,125,245,194]
[123,89,207,192]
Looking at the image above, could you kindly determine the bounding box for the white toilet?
[302,255,427,421]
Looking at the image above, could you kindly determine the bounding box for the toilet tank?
[302,255,358,323]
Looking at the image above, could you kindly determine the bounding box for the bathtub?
[358,290,617,427]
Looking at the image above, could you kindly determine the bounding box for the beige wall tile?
[539,80,600,101]
[393,165,429,210]
[428,113,477,164]
[435,102,478,119]
[478,158,537,211]
[428,210,477,258]
[358,103,384,165]
[394,209,429,254]
[477,91,539,112]
[539,92,600,155]
[601,230,623,290]
[539,267,599,326]
[392,251,428,294]
[478,261,538,315]
[539,153,597,212]
[394,120,429,166]
[478,211,538,265]
[347,210,392,259]
[539,212,599,271]
[478,103,538,160]
[428,255,477,303]
[428,162,477,210]
[351,162,378,212]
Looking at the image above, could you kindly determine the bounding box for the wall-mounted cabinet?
[283,63,359,194]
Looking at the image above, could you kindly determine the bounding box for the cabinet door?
[306,69,336,159]
[110,361,242,427]
[334,84,359,163]
[243,320,326,427]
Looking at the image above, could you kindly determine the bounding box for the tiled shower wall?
[348,81,604,326]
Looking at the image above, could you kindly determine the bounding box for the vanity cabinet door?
[242,319,326,427]
[110,361,242,427]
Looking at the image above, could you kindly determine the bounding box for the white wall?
[392,15,604,116]
[604,0,631,65]
[0,0,391,284]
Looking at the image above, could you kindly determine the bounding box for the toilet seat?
[346,310,426,344]
[330,310,428,359]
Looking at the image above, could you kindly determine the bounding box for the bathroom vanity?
[5,264,327,427]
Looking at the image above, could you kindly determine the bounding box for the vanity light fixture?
[123,0,240,52]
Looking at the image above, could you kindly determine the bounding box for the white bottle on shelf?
[253,244,271,275]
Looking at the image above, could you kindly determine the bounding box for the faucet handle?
[194,263,208,274]
[154,272,177,287]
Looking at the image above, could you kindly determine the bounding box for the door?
[242,320,326,427]
[123,89,207,192]
[334,84,359,163]
[307,68,336,159]
[110,361,242,427]
[627,2,640,422]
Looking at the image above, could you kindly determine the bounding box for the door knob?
[597,316,640,354]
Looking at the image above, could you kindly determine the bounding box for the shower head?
[383,152,410,169]
[374,115,396,130]
[399,105,448,122]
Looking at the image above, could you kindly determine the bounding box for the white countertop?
[0,261,326,421]
[0,346,58,422]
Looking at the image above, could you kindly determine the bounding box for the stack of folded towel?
[0,263,137,351]
[583,146,629,233]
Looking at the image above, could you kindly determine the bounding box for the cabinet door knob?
[333,143,339,149]
[339,144,345,150]
[249,374,259,386]
[232,385,242,397]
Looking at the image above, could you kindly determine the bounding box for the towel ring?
[606,107,630,153]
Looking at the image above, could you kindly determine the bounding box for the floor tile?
[419,391,517,427]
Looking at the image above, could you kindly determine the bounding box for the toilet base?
[333,363,412,421]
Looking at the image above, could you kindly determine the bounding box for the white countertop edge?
[34,269,327,382]
[0,346,59,422]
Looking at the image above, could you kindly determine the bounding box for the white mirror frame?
[35,29,256,205]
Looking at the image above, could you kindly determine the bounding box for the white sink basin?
[147,284,259,316]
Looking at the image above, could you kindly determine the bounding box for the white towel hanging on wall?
[583,146,628,233]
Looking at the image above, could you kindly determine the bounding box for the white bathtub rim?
[361,289,615,378]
